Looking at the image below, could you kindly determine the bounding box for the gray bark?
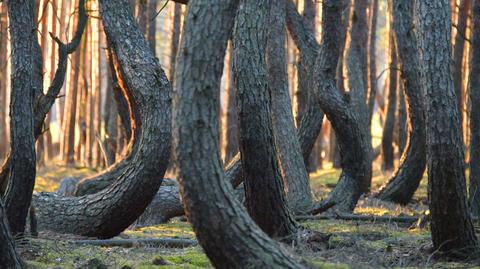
[0,200,23,269]
[32,0,172,239]
[415,0,478,257]
[376,0,426,204]
[234,0,297,238]
[173,0,305,267]
[268,0,312,215]
[4,0,37,236]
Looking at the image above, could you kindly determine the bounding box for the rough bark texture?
[4,0,37,236]
[32,0,172,239]
[345,0,372,189]
[381,25,397,172]
[309,0,370,213]
[376,0,426,204]
[415,0,478,257]
[470,0,480,217]
[268,0,312,215]
[174,0,305,267]
[234,0,297,238]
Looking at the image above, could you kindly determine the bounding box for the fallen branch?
[297,213,421,225]
[71,238,197,248]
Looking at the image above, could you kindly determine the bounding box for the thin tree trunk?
[174,0,305,267]
[147,0,156,54]
[0,4,8,158]
[469,0,480,217]
[169,3,182,83]
[234,0,297,238]
[223,44,239,163]
[32,0,172,239]
[415,0,478,257]
[381,21,397,172]
[367,0,378,121]
[453,0,471,115]
[4,0,37,236]
[396,83,407,155]
[268,0,312,215]
[375,0,426,204]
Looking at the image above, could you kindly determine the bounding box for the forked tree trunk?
[174,0,305,267]
[32,0,172,239]
[0,200,23,269]
[268,0,312,215]
[3,0,37,236]
[376,0,426,204]
[234,0,297,238]
[469,0,480,217]
[415,0,478,257]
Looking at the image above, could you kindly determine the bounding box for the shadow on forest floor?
[20,162,480,268]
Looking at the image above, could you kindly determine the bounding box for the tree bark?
[234,0,297,238]
[147,0,156,54]
[345,0,372,189]
[453,0,471,115]
[0,200,23,269]
[3,0,37,236]
[32,0,172,239]
[469,0,480,217]
[0,4,8,158]
[415,0,478,257]
[381,21,397,172]
[268,0,312,215]
[174,0,305,267]
[223,45,239,163]
[367,0,378,121]
[376,0,426,204]
[309,0,371,213]
[396,84,407,155]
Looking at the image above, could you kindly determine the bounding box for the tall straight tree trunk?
[367,0,378,121]
[147,0,156,54]
[223,44,239,163]
[0,200,23,269]
[234,0,297,238]
[61,0,81,165]
[169,3,181,84]
[415,0,478,257]
[174,0,305,267]
[376,0,426,204]
[453,0,471,115]
[32,0,172,239]
[4,0,37,236]
[396,85,407,155]
[469,0,480,217]
[0,4,8,158]
[268,0,312,214]
[381,20,397,172]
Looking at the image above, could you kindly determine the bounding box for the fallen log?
[297,213,421,225]
[71,238,197,248]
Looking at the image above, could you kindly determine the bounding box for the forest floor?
[17,162,480,268]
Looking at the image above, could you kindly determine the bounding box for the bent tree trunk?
[0,200,23,269]
[311,0,370,213]
[469,0,480,217]
[268,0,312,215]
[32,0,172,239]
[287,0,370,213]
[415,0,478,257]
[376,0,426,204]
[234,0,297,239]
[3,0,37,236]
[174,0,305,267]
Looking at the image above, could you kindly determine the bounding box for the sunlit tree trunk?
[415,0,478,257]
[174,0,305,267]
